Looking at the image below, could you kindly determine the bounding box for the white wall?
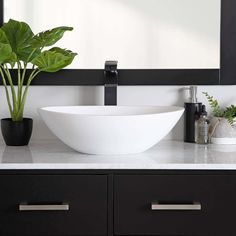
[0,85,235,141]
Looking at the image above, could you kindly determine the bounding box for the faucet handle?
[105,61,118,72]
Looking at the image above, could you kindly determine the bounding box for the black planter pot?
[1,118,33,146]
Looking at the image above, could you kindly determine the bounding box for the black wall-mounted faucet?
[104,61,118,106]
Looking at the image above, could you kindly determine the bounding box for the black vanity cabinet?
[0,171,236,236]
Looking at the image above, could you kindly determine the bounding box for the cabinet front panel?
[0,175,107,236]
[114,174,236,236]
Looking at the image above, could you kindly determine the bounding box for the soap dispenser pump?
[184,86,202,143]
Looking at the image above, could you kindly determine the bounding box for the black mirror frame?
[0,0,235,86]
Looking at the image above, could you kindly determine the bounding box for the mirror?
[4,0,221,69]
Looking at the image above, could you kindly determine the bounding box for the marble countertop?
[0,140,236,170]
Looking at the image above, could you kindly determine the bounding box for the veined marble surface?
[0,140,236,169]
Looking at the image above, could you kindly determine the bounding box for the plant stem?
[17,48,38,108]
[17,61,22,109]
[0,67,13,118]
[27,48,37,63]
[1,65,18,120]
[15,69,40,121]
[21,62,27,87]
[18,62,27,109]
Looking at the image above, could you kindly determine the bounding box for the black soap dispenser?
[184,86,202,143]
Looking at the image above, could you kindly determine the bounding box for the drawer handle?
[19,203,69,211]
[151,202,201,211]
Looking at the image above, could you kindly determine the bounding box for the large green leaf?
[0,29,10,44]
[1,19,38,61]
[4,52,17,67]
[30,26,73,48]
[32,48,77,72]
[49,47,77,66]
[0,29,16,66]
[0,43,13,63]
[0,29,17,66]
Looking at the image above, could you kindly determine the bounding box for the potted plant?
[0,19,77,146]
[203,92,236,144]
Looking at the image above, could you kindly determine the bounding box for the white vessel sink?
[39,106,184,155]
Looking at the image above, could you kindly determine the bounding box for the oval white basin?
[39,106,184,155]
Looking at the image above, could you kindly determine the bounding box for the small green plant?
[0,19,77,122]
[203,92,236,126]
[203,92,223,117]
[224,105,236,126]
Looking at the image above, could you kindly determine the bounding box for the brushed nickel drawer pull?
[19,203,69,211]
[151,202,201,211]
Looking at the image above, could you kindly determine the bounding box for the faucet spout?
[104,61,118,106]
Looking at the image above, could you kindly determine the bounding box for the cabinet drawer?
[114,175,236,236]
[0,175,107,236]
